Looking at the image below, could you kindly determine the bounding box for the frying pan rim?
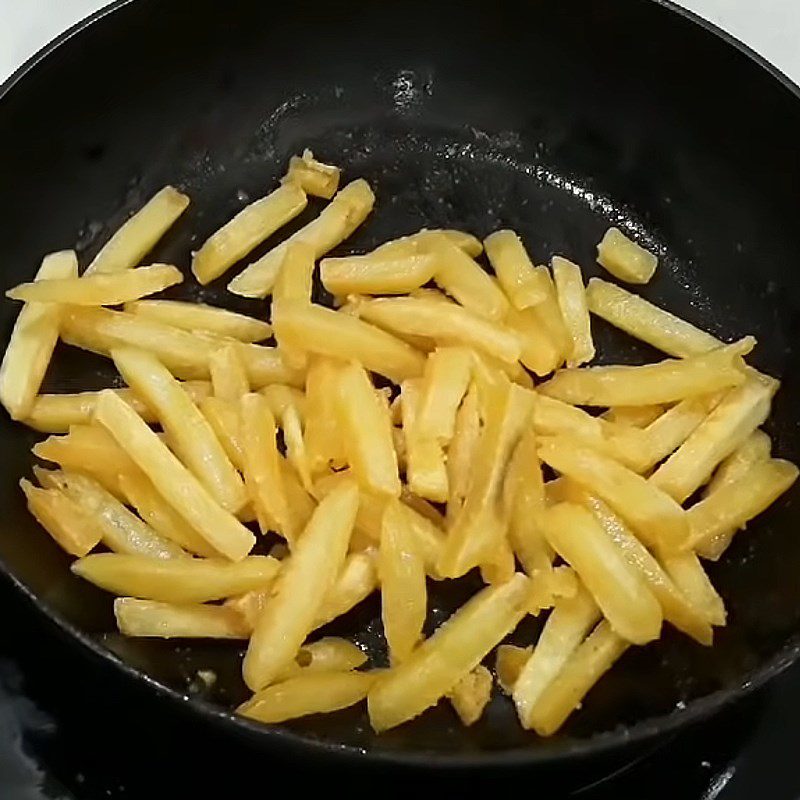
[1,0,799,768]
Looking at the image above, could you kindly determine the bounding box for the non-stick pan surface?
[1,0,799,767]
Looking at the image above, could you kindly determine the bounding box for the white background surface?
[0,0,799,87]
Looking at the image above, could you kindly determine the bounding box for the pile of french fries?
[3,149,797,738]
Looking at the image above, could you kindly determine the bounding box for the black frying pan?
[1,0,799,770]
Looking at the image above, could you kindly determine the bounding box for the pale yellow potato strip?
[72,553,278,603]
[274,638,368,682]
[505,305,562,376]
[313,550,380,629]
[496,645,533,695]
[303,356,347,474]
[415,347,472,443]
[513,585,600,728]
[660,551,726,626]
[603,404,664,428]
[649,377,775,503]
[259,384,306,422]
[94,391,255,561]
[281,149,341,199]
[118,470,218,558]
[238,671,375,724]
[552,256,595,366]
[199,396,246,471]
[540,338,752,407]
[21,479,103,557]
[321,253,436,296]
[0,250,78,419]
[540,503,662,644]
[484,229,548,309]
[367,573,530,732]
[243,481,358,691]
[447,665,492,726]
[688,459,798,551]
[368,229,482,260]
[356,296,521,364]
[380,500,428,665]
[7,264,182,305]
[698,431,772,560]
[24,381,211,434]
[272,302,424,383]
[585,278,722,357]
[529,267,571,362]
[557,482,713,645]
[334,362,401,498]
[401,379,448,503]
[192,182,308,284]
[114,597,250,639]
[85,186,190,275]
[229,179,375,298]
[46,469,186,560]
[446,384,481,517]
[526,620,629,736]
[125,299,272,342]
[538,436,689,551]
[281,402,312,491]
[60,307,302,386]
[425,232,509,321]
[596,227,658,284]
[209,344,250,401]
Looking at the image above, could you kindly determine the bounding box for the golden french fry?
[23,381,211,434]
[209,344,250,401]
[649,377,776,503]
[114,597,250,639]
[33,424,136,499]
[367,573,530,732]
[21,479,102,557]
[540,503,662,644]
[198,396,245,471]
[551,256,595,367]
[503,428,552,577]
[259,384,306,421]
[125,299,272,342]
[0,250,78,419]
[438,380,534,577]
[243,480,359,691]
[556,481,713,645]
[415,347,472,443]
[525,620,629,736]
[603,404,665,428]
[238,671,375,724]
[61,307,303,386]
[446,384,481,518]
[585,278,722,357]
[660,551,726,626]
[95,391,255,561]
[368,229,481,260]
[7,264,182,305]
[537,436,690,551]
[281,402,313,491]
[533,394,651,472]
[85,186,189,274]
[313,550,380,628]
[504,305,562,377]
[596,227,657,284]
[380,500,428,665]
[495,644,533,695]
[117,469,218,558]
[281,149,341,199]
[112,346,247,513]
[44,469,187,560]
[447,665,492,726]
[240,392,294,540]
[192,183,308,284]
[541,338,752,407]
[72,553,279,603]
[359,296,521,366]
[698,431,772,560]
[424,232,509,321]
[401,379,448,503]
[334,362,401,498]
[272,241,315,370]
[484,230,548,309]
[529,267,571,363]
[321,253,436,296]
[272,302,424,384]
[229,179,375,298]
[688,459,798,552]
[303,357,348,475]
[512,585,600,727]
[274,637,368,681]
